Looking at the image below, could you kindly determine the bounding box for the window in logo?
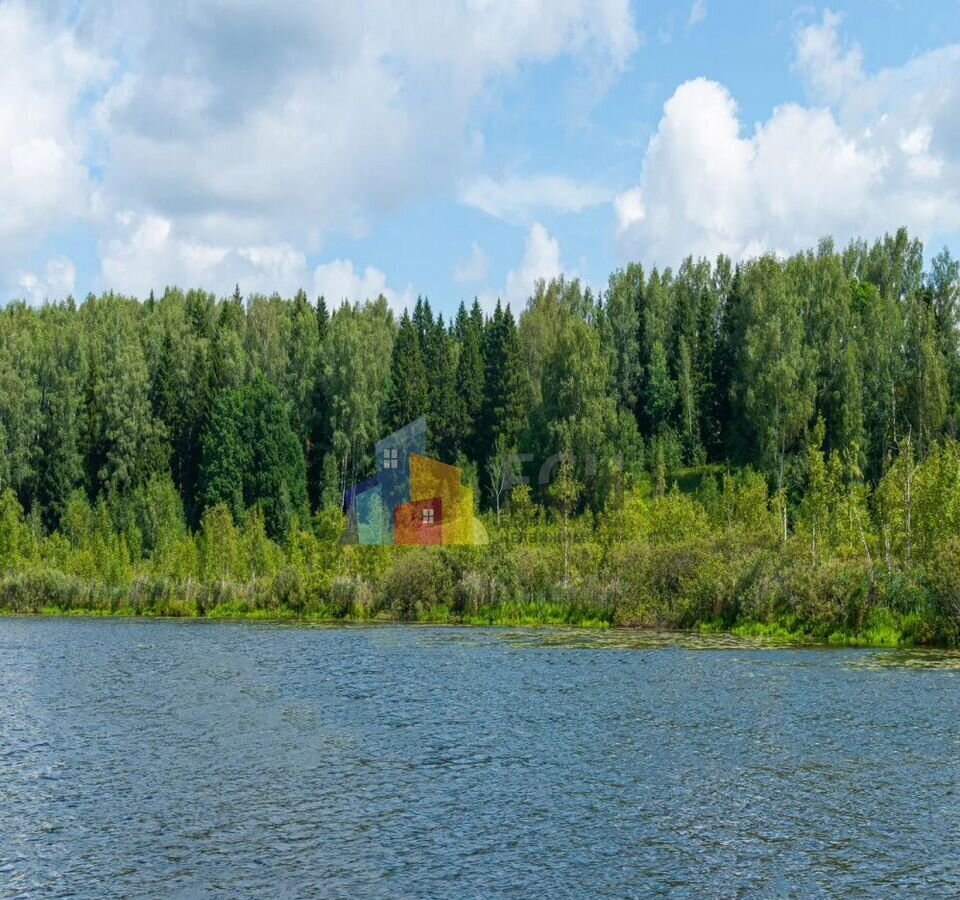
[421,508,435,526]
[383,447,399,469]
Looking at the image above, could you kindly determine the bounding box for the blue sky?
[2,0,959,317]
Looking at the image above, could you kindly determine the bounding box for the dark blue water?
[1,620,959,898]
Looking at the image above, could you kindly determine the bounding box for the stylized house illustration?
[344,417,486,546]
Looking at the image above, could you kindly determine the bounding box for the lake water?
[1,619,959,898]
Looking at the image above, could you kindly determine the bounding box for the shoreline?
[0,606,920,649]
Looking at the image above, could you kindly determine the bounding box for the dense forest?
[3,227,960,644]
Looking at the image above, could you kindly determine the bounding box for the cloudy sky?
[2,0,959,314]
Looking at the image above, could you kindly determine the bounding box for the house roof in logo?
[374,416,426,463]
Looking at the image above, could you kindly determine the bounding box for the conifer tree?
[34,321,85,529]
[315,296,329,341]
[386,310,428,431]
[285,288,320,442]
[454,305,485,459]
[479,301,507,464]
[307,297,332,510]
[425,316,459,459]
[412,296,434,345]
[603,263,644,413]
[492,306,527,451]
[200,377,307,538]
[200,388,248,523]
[646,340,677,433]
[244,375,308,538]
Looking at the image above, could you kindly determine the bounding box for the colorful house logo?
[344,417,487,546]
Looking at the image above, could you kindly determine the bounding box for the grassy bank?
[3,601,614,630]
[5,462,960,647]
[1,537,954,647]
[0,571,615,629]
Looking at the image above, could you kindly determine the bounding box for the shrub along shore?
[3,457,959,647]
[0,545,947,647]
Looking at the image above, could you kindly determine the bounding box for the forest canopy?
[2,227,960,643]
[1,227,956,527]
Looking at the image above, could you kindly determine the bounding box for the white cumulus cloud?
[17,257,77,306]
[794,9,863,103]
[100,209,414,310]
[0,2,109,250]
[84,0,637,283]
[313,259,413,314]
[100,212,308,298]
[453,243,489,283]
[1,0,640,301]
[615,12,960,266]
[462,174,612,224]
[614,186,645,234]
[505,223,565,305]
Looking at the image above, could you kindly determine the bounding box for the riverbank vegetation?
[2,228,960,645]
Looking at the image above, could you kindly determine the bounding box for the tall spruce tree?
[603,263,644,413]
[200,376,307,539]
[307,296,332,510]
[387,310,428,432]
[424,315,459,459]
[412,296,434,344]
[244,375,308,538]
[200,388,248,523]
[492,306,527,451]
[454,304,485,460]
[480,301,507,464]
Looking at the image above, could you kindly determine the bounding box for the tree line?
[2,227,960,643]
[1,227,957,534]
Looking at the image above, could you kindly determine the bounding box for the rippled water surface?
[2,619,959,898]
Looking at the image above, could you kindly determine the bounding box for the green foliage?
[733,255,815,487]
[481,302,528,460]
[601,262,644,412]
[646,340,677,431]
[322,297,395,495]
[386,310,428,432]
[243,375,308,538]
[453,301,485,461]
[3,229,960,644]
[0,489,28,572]
[424,315,459,459]
[197,503,242,583]
[200,376,307,538]
[508,483,537,544]
[383,550,454,621]
[200,388,248,521]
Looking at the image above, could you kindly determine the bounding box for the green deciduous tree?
[733,256,815,493]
